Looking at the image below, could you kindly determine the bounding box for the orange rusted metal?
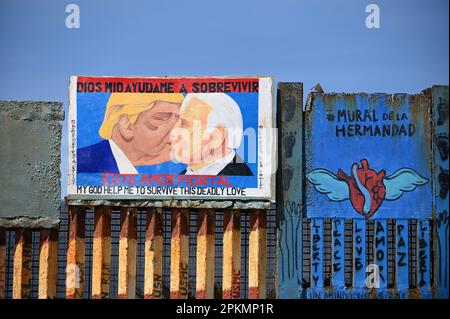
[196,209,215,299]
[92,206,111,299]
[222,209,241,299]
[66,206,85,299]
[248,210,267,299]
[118,207,137,299]
[13,228,32,299]
[38,228,58,299]
[170,208,189,299]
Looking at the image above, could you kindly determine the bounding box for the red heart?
[338,159,386,218]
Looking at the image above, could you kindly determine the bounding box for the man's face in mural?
[113,101,181,165]
[170,97,214,165]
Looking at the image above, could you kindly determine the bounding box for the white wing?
[306,169,349,201]
[384,168,428,200]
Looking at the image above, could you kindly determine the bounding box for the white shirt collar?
[185,150,236,175]
[109,140,138,174]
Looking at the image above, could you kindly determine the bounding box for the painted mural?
[68,76,274,199]
[305,93,433,219]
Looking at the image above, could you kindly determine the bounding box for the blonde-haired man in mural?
[77,93,184,174]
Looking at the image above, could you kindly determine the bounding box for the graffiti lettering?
[311,219,322,287]
[332,219,343,273]
[375,221,386,284]
[418,221,429,288]
[179,263,189,297]
[152,274,163,298]
[396,224,407,267]
[437,97,449,126]
[331,109,416,138]
[354,223,364,272]
[101,263,110,298]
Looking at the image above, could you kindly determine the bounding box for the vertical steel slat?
[332,218,345,289]
[144,207,163,299]
[13,228,32,299]
[310,218,324,289]
[38,228,58,299]
[170,208,189,299]
[396,219,409,294]
[375,219,388,290]
[222,209,241,299]
[248,210,267,299]
[0,228,5,299]
[118,207,137,299]
[92,206,111,299]
[196,209,215,299]
[66,206,85,299]
[353,220,366,290]
[418,219,432,298]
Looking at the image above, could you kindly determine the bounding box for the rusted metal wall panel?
[0,101,64,228]
[431,85,449,299]
[276,83,304,299]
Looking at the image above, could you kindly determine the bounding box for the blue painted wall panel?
[305,93,432,219]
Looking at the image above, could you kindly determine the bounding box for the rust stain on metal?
[248,210,267,299]
[118,208,137,299]
[171,208,189,238]
[92,206,111,299]
[13,228,32,299]
[197,209,215,236]
[196,209,215,299]
[144,208,163,299]
[38,228,58,299]
[224,209,241,232]
[170,208,189,299]
[66,206,85,299]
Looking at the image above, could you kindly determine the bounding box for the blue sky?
[0,0,448,196]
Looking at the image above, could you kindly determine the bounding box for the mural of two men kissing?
[76,91,256,186]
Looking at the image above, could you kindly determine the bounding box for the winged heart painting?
[306,159,428,219]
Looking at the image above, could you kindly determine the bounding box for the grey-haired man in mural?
[170,93,253,176]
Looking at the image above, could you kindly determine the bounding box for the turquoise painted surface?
[305,93,432,219]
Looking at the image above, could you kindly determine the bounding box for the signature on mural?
[306,159,428,218]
